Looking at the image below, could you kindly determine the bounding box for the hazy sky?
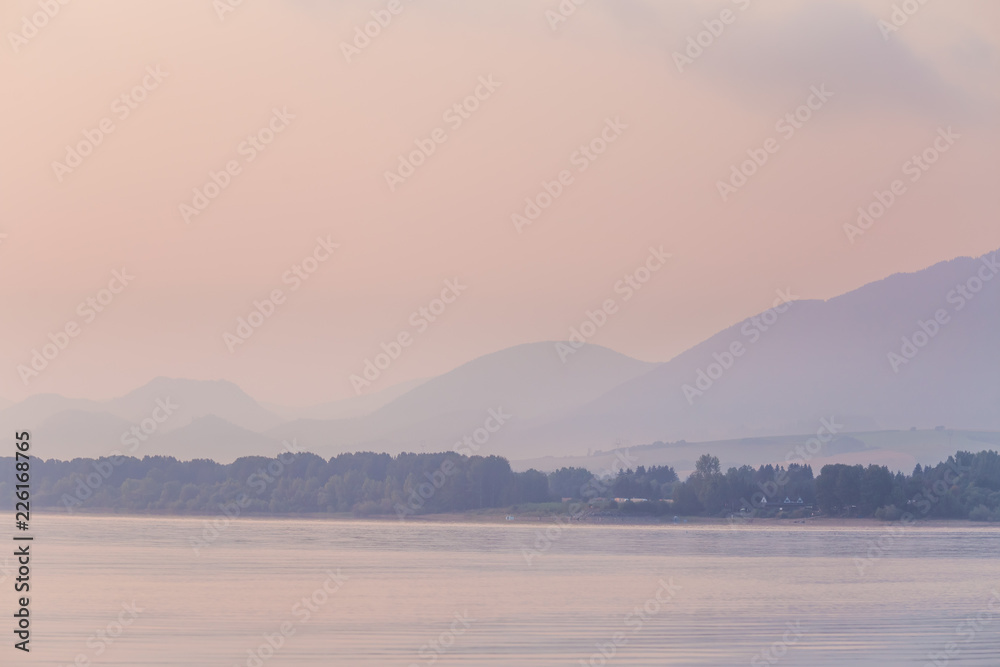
[1,0,998,405]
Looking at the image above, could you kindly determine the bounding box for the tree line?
[670,450,1000,521]
[2,448,997,521]
[1,449,667,518]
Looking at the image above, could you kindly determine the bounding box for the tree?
[672,481,703,515]
[514,469,550,503]
[688,454,724,513]
[859,464,893,516]
[548,467,595,499]
[694,454,721,478]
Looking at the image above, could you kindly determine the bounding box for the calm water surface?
[17,515,1000,666]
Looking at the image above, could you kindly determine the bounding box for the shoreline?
[31,508,998,529]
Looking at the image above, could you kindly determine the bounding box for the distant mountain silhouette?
[0,377,282,460]
[267,342,657,457]
[6,249,998,464]
[261,377,429,421]
[499,247,1000,458]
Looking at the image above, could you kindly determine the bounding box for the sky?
[1,0,998,406]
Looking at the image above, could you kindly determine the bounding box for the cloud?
[688,1,981,123]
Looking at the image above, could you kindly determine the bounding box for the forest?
[2,448,998,521]
[668,451,1000,521]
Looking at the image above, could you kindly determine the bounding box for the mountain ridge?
[5,247,997,463]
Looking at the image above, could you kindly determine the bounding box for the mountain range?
[4,248,997,470]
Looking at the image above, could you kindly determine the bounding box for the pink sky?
[1,0,998,405]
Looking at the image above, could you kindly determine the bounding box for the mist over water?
[24,516,1000,666]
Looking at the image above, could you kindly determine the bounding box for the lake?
[16,515,1000,666]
